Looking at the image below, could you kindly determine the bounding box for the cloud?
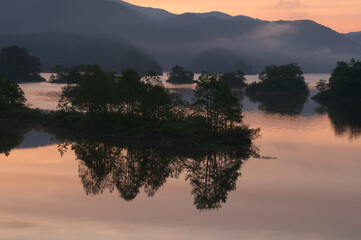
[0,220,39,229]
[274,0,302,9]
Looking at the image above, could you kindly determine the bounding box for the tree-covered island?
[166,65,195,84]
[0,65,258,148]
[245,63,309,115]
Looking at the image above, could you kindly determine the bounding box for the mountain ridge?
[0,0,359,73]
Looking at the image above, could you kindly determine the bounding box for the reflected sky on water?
[2,74,361,240]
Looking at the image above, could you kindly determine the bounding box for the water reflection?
[59,140,256,210]
[247,92,308,115]
[317,104,361,139]
[0,124,28,156]
[185,148,250,210]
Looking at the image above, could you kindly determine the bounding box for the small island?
[220,70,247,89]
[313,59,361,138]
[166,65,195,84]
[0,65,258,148]
[245,63,309,115]
[246,63,309,95]
[313,59,361,104]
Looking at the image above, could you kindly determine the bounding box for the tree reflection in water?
[185,147,253,210]
[317,104,361,140]
[0,124,28,156]
[59,141,257,210]
[247,92,308,115]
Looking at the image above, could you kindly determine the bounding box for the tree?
[68,65,119,114]
[0,46,43,82]
[49,65,69,83]
[316,79,329,92]
[117,69,144,117]
[246,63,309,95]
[192,73,243,133]
[0,78,26,108]
[327,59,361,97]
[313,59,361,103]
[50,64,88,84]
[220,70,246,89]
[167,65,194,84]
[139,73,178,121]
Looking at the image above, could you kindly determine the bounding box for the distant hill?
[344,31,361,45]
[0,33,157,72]
[0,0,158,36]
[109,0,176,20]
[195,12,233,20]
[186,48,255,74]
[0,0,360,73]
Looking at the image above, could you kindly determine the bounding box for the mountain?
[109,0,176,20]
[0,33,157,71]
[159,13,222,27]
[344,31,361,45]
[195,11,233,20]
[0,0,360,73]
[186,48,255,73]
[0,0,160,36]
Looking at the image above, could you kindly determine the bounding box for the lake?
[1,74,361,240]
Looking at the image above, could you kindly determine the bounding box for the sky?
[124,0,361,33]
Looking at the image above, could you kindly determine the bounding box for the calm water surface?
[1,74,361,240]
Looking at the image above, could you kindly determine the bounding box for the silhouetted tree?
[193,73,243,133]
[314,59,361,101]
[0,46,43,82]
[139,73,180,121]
[61,65,119,114]
[167,65,194,84]
[49,65,69,83]
[246,63,309,95]
[220,70,246,89]
[0,78,26,109]
[117,69,144,117]
[313,59,361,139]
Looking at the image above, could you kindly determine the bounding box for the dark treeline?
[0,61,258,147]
[0,45,162,82]
[52,65,257,145]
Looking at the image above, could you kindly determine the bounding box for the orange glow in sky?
[124,0,361,33]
